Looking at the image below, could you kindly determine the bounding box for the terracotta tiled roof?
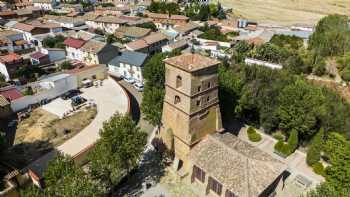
[115,26,151,38]
[80,40,106,53]
[63,37,86,49]
[125,39,148,50]
[189,133,287,197]
[0,86,23,101]
[0,11,16,16]
[0,53,22,63]
[14,22,34,32]
[64,64,105,74]
[173,22,198,34]
[30,51,46,59]
[125,32,168,50]
[164,53,220,72]
[94,16,127,24]
[0,95,9,107]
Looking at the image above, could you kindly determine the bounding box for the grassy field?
[220,0,350,26]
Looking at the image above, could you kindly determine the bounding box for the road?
[116,79,154,136]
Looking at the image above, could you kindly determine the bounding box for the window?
[207,82,211,88]
[174,95,181,104]
[197,86,201,92]
[225,190,236,197]
[176,75,182,88]
[206,96,210,102]
[196,100,201,106]
[208,177,222,195]
[192,165,205,182]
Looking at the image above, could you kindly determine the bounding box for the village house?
[80,39,119,65]
[0,85,23,103]
[12,22,62,45]
[172,22,199,38]
[40,48,65,63]
[108,50,148,83]
[0,29,33,53]
[162,39,188,53]
[44,15,86,29]
[33,0,60,11]
[144,11,189,30]
[13,0,33,9]
[86,15,127,34]
[30,51,50,66]
[14,7,43,19]
[125,32,168,54]
[158,53,289,197]
[115,26,151,41]
[0,53,26,81]
[63,37,86,62]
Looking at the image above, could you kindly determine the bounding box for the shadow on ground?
[112,149,167,197]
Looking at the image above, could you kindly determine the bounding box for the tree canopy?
[88,113,147,187]
[21,153,105,197]
[42,35,65,49]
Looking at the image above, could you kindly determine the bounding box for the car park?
[61,89,82,100]
[123,77,135,84]
[134,82,144,92]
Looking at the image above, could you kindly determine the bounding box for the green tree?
[60,61,73,70]
[42,35,65,48]
[21,153,105,197]
[197,5,210,21]
[276,79,325,139]
[141,86,164,126]
[249,43,290,63]
[305,182,350,197]
[323,132,350,189]
[306,128,324,166]
[309,14,350,57]
[88,113,147,186]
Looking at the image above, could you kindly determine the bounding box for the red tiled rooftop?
[0,53,22,63]
[164,53,220,72]
[0,86,23,101]
[30,51,47,59]
[63,38,86,49]
[14,22,35,32]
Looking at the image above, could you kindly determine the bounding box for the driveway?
[57,77,129,156]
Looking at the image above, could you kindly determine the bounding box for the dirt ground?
[220,0,350,26]
[4,107,97,168]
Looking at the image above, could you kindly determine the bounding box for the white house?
[63,37,86,62]
[33,0,60,11]
[108,50,148,83]
[80,40,120,65]
[86,16,127,34]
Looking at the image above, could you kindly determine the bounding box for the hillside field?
[220,0,350,26]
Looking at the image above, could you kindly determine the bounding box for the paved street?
[116,79,154,136]
[57,77,129,156]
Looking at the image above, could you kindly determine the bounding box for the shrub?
[249,132,262,142]
[312,162,325,176]
[60,61,73,70]
[272,131,285,141]
[274,140,292,157]
[287,129,298,153]
[247,127,255,135]
[247,127,262,142]
[307,128,324,166]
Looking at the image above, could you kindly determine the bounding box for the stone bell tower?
[160,53,223,170]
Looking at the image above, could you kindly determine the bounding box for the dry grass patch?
[220,0,350,26]
[8,107,97,168]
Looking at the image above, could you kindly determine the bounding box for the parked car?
[71,96,87,107]
[124,77,135,84]
[61,89,81,100]
[134,82,144,92]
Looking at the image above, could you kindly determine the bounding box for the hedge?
[312,162,325,176]
[247,127,262,142]
[272,132,285,141]
[274,140,292,157]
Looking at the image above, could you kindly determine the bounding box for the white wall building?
[33,0,60,10]
[245,58,283,70]
[108,51,148,83]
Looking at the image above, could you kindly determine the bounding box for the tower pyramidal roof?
[164,53,220,72]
